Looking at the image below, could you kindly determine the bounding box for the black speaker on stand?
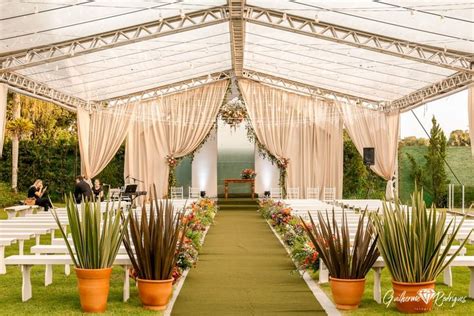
[363,147,375,198]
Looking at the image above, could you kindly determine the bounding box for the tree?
[6,94,34,192]
[424,116,448,207]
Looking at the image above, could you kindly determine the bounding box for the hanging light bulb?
[34,5,39,14]
[282,12,287,21]
[207,73,212,80]
[55,65,59,71]
[314,14,319,23]
[440,15,445,22]
[410,9,415,16]
[180,9,185,19]
[158,11,163,22]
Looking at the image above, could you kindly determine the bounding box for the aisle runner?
[172,202,325,315]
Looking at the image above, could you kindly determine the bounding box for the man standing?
[74,175,93,203]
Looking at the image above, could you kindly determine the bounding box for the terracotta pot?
[137,278,174,310]
[75,267,112,313]
[392,280,435,313]
[329,277,366,310]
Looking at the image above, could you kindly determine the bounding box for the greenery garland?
[166,155,182,196]
[245,118,289,198]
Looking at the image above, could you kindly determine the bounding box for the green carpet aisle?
[172,199,325,315]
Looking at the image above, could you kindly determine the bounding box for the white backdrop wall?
[192,127,218,197]
[254,147,279,196]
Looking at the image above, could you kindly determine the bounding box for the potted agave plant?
[52,195,128,313]
[123,186,188,311]
[301,208,379,310]
[373,188,471,313]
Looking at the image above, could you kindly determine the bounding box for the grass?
[0,209,161,315]
[312,243,474,315]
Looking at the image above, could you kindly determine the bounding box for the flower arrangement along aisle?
[52,197,128,313]
[372,188,471,313]
[174,198,218,281]
[258,199,319,273]
[123,186,188,311]
[301,208,379,311]
[241,168,257,179]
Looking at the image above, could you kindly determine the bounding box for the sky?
[400,89,468,139]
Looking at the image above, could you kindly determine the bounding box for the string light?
[314,14,319,23]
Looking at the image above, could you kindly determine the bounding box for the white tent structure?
[0,0,472,197]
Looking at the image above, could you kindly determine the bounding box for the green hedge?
[0,139,124,202]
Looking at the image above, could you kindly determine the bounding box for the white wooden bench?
[4,255,132,302]
[4,205,39,219]
[0,238,16,274]
[371,255,474,303]
[319,246,468,304]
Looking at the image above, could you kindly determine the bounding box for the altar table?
[224,178,255,199]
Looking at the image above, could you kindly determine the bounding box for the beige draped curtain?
[339,103,400,199]
[77,103,134,178]
[0,84,8,157]
[239,79,343,198]
[468,86,474,157]
[125,80,228,197]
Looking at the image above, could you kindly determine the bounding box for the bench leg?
[0,246,5,274]
[22,265,32,302]
[50,230,55,242]
[65,264,70,276]
[123,265,130,302]
[319,260,329,284]
[35,235,41,245]
[373,267,383,304]
[6,210,15,219]
[443,266,453,287]
[19,210,27,217]
[19,240,24,256]
[45,264,53,286]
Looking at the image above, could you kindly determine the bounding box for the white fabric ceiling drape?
[77,103,134,179]
[0,84,8,157]
[339,103,400,199]
[125,80,228,198]
[239,79,343,198]
[468,86,474,157]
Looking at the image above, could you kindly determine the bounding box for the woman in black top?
[28,179,52,212]
[92,178,104,201]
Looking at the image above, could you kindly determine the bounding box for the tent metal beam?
[244,5,473,74]
[0,72,88,110]
[100,71,232,106]
[242,69,382,109]
[383,71,473,112]
[228,0,245,77]
[0,6,229,72]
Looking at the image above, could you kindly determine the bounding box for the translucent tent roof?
[0,0,472,111]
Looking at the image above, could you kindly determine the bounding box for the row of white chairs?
[170,186,201,199]
[270,187,336,201]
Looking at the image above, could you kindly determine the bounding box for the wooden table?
[224,178,255,199]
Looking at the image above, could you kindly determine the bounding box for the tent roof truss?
[1,1,472,112]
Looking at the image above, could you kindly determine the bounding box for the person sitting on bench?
[74,175,93,204]
[92,178,104,201]
[27,179,52,212]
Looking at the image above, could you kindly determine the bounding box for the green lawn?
[0,209,161,315]
[399,146,474,206]
[313,243,474,315]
